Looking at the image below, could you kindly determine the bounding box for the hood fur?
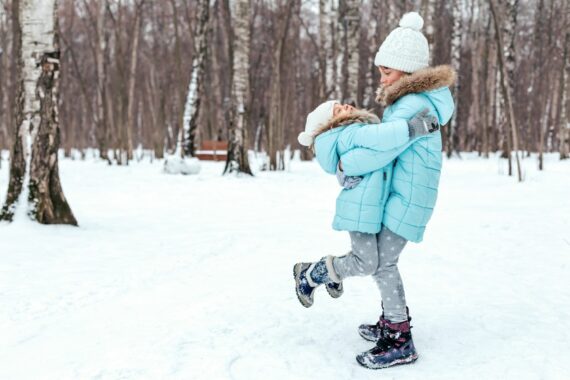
[376,65,457,106]
[312,109,381,140]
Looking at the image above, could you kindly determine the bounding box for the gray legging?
[332,227,408,323]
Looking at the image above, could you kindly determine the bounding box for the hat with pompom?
[298,100,338,146]
[374,12,429,73]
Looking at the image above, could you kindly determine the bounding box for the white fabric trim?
[325,255,342,284]
[306,262,318,287]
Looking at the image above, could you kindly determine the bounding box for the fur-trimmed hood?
[376,65,457,106]
[312,109,380,140]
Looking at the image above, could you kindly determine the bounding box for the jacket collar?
[376,65,457,106]
[313,109,381,139]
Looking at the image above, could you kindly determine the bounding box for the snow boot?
[358,306,410,342]
[356,319,418,370]
[293,256,342,308]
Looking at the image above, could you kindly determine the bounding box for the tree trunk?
[1,0,77,225]
[95,0,109,162]
[124,0,143,163]
[421,0,437,65]
[182,0,209,157]
[448,0,462,158]
[224,0,253,175]
[266,1,295,171]
[489,0,522,181]
[339,0,360,105]
[328,0,340,100]
[480,12,491,158]
[558,16,569,160]
[318,0,329,100]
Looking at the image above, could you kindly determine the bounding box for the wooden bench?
[195,140,228,161]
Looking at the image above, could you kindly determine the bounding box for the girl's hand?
[336,162,362,189]
[408,108,440,138]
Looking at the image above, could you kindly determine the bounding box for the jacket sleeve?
[342,119,410,152]
[313,134,340,175]
[340,144,411,177]
[340,96,432,176]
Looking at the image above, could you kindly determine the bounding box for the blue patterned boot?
[293,256,342,308]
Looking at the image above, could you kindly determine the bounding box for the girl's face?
[333,103,355,118]
[378,66,406,87]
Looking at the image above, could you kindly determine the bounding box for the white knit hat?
[374,12,429,73]
[298,100,338,146]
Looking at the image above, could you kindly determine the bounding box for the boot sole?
[293,263,313,308]
[325,282,343,299]
[356,352,418,370]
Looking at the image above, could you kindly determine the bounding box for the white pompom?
[298,132,314,147]
[399,12,424,31]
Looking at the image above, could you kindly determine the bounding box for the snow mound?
[163,155,201,175]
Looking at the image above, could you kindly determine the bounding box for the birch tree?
[224,0,252,175]
[319,0,339,100]
[339,0,359,104]
[448,0,462,157]
[0,0,77,224]
[182,0,209,157]
[421,0,437,65]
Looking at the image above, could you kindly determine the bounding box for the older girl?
[294,12,456,370]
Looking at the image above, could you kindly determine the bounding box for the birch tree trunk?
[323,0,339,100]
[1,0,77,224]
[224,0,252,175]
[421,0,437,65]
[182,0,209,157]
[448,0,462,158]
[363,0,381,108]
[339,0,360,105]
[319,0,329,99]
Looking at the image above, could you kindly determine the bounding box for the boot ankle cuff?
[325,255,342,283]
[383,319,411,333]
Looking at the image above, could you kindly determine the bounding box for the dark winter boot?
[293,256,342,308]
[358,306,410,342]
[356,319,418,370]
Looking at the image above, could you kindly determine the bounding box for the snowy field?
[0,153,569,380]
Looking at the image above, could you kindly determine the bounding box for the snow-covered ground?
[0,153,569,380]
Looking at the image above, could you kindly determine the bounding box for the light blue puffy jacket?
[340,66,456,242]
[313,111,412,233]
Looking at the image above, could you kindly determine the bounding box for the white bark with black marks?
[339,0,360,104]
[448,0,462,158]
[224,0,252,175]
[183,0,209,158]
[1,0,77,224]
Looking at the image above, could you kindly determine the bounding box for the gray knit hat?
[374,12,429,73]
